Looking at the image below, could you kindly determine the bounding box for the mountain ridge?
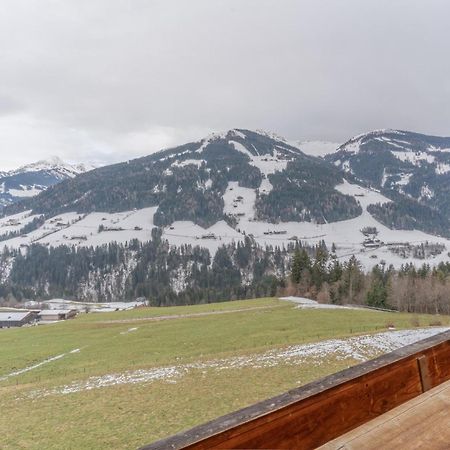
[2,128,450,302]
[0,156,94,210]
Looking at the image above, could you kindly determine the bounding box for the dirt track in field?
[98,305,283,324]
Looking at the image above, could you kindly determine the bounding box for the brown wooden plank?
[320,379,450,450]
[426,341,450,388]
[140,331,450,450]
[417,355,431,392]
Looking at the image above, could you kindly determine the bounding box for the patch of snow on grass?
[0,348,81,382]
[28,328,448,397]
[120,327,139,335]
[279,296,361,310]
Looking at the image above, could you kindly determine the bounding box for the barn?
[38,309,77,321]
[0,311,35,328]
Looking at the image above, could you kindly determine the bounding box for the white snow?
[428,145,450,153]
[0,348,81,382]
[161,179,450,267]
[392,150,435,165]
[8,156,93,178]
[2,178,450,270]
[279,296,363,310]
[172,159,205,168]
[8,186,44,198]
[296,141,340,157]
[25,298,145,312]
[0,211,38,238]
[341,141,361,155]
[222,181,257,219]
[420,184,434,199]
[195,131,228,154]
[162,219,243,255]
[229,141,290,192]
[259,177,273,194]
[435,163,450,175]
[1,208,158,250]
[120,327,139,335]
[396,173,412,186]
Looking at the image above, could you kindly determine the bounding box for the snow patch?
[0,348,81,382]
[27,327,448,397]
[296,141,340,157]
[392,150,435,165]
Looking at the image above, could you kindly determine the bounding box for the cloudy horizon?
[1,0,450,170]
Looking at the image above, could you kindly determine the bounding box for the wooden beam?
[140,331,450,450]
[417,355,431,392]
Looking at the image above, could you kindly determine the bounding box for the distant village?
[0,299,146,329]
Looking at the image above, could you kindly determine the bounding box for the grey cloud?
[0,0,450,169]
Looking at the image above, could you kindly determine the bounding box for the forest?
[288,246,450,315]
[1,232,450,315]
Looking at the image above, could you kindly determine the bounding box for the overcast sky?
[1,0,450,169]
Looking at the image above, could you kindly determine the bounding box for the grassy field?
[0,298,448,449]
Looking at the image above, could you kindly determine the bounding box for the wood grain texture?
[320,379,450,450]
[140,331,450,450]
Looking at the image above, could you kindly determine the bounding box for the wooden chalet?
[141,330,450,450]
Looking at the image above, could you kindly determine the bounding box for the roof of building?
[38,309,76,315]
[0,311,32,322]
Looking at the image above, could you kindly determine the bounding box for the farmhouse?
[0,311,35,328]
[38,309,77,321]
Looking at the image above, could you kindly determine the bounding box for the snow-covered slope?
[295,140,340,157]
[0,157,94,209]
[2,129,450,271]
[325,129,450,236]
[327,129,450,193]
[2,179,449,270]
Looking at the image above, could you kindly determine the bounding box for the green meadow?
[0,298,448,450]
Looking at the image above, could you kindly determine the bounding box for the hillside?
[326,129,450,235]
[0,157,93,210]
[3,129,450,303]
[0,298,448,450]
[4,129,360,226]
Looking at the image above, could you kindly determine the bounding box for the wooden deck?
[320,378,450,450]
[141,330,450,450]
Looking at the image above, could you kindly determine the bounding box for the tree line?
[288,246,450,314]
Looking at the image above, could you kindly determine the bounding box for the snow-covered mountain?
[0,156,94,209]
[4,129,362,226]
[1,127,449,265]
[2,128,450,302]
[325,129,450,236]
[328,129,450,187]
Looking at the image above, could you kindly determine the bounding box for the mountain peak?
[0,157,95,210]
